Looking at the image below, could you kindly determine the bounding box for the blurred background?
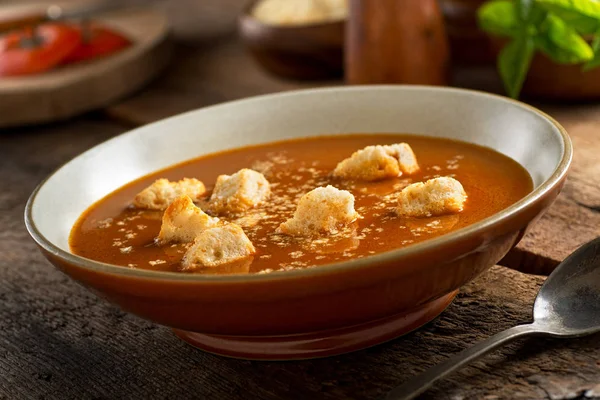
[2,0,600,129]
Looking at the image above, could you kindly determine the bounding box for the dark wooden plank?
[105,39,321,126]
[4,201,600,400]
[2,2,599,399]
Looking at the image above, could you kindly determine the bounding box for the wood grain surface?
[2,0,600,398]
[2,137,600,399]
[2,100,600,400]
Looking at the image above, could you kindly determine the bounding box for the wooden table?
[2,2,600,399]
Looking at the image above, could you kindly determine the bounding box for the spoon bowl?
[386,236,600,400]
[533,236,600,337]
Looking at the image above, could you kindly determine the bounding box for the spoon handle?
[384,323,540,400]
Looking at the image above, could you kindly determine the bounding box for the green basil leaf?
[477,0,518,36]
[536,0,600,34]
[530,4,550,25]
[535,14,594,63]
[498,36,535,98]
[583,34,600,69]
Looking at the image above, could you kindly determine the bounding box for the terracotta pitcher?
[345,0,449,85]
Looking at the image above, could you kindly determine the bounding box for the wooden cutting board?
[0,4,171,128]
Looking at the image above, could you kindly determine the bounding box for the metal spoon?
[385,236,600,400]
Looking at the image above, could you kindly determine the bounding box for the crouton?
[209,169,270,214]
[133,178,206,210]
[156,195,220,244]
[181,224,256,269]
[191,257,253,275]
[332,143,420,181]
[279,185,360,236]
[386,143,420,174]
[396,177,467,218]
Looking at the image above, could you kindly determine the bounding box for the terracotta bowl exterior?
[489,38,600,100]
[25,86,571,359]
[523,55,600,100]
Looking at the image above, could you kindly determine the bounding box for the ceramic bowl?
[25,86,571,360]
[237,3,344,80]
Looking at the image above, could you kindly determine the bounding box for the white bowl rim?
[24,85,572,283]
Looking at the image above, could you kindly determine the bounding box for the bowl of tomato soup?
[25,86,571,360]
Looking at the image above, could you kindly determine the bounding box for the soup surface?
[70,134,533,274]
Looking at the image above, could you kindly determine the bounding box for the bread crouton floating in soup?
[70,134,533,275]
[157,195,220,244]
[333,143,419,181]
[279,185,360,236]
[209,168,270,214]
[182,224,256,270]
[396,177,467,218]
[133,178,206,210]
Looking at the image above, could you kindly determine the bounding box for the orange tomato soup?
[70,134,533,274]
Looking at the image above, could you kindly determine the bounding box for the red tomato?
[0,23,81,77]
[62,24,131,64]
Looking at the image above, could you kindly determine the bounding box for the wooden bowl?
[237,4,344,80]
[25,86,571,360]
[0,5,171,128]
